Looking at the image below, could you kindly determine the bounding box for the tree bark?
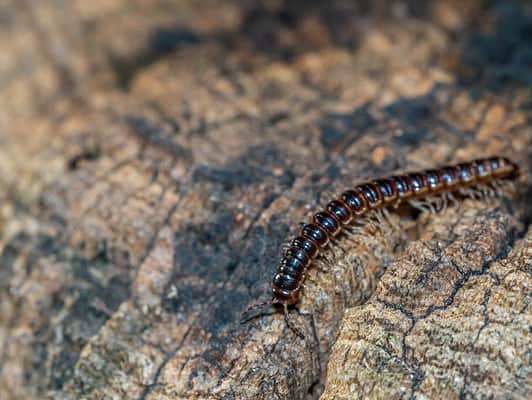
[0,1,530,399]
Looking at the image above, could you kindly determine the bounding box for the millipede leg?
[357,213,382,235]
[490,179,506,196]
[436,196,446,211]
[329,236,348,259]
[240,300,277,324]
[470,187,483,200]
[322,248,337,264]
[374,208,397,251]
[283,303,306,340]
[382,208,406,240]
[329,236,344,250]
[343,225,367,237]
[433,195,445,212]
[445,192,458,208]
[506,180,516,194]
[499,179,511,195]
[375,209,389,233]
[313,258,329,273]
[294,307,322,375]
[424,197,438,214]
[458,187,475,199]
[467,186,488,200]
[440,192,448,211]
[409,199,431,213]
[479,183,496,197]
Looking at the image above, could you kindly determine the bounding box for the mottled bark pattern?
[0,1,530,400]
[322,209,532,399]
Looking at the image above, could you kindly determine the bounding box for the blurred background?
[0,1,531,399]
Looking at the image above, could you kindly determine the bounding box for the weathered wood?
[0,1,530,399]
[322,207,531,399]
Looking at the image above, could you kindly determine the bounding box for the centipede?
[272,156,520,307]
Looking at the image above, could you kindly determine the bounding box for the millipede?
[272,156,520,308]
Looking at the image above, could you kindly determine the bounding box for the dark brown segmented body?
[272,156,519,305]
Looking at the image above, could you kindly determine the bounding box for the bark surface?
[0,1,530,399]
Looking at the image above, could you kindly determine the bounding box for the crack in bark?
[138,176,299,398]
[473,287,492,347]
[377,213,518,399]
[137,322,195,400]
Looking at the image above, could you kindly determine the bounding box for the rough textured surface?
[322,207,531,399]
[0,1,531,399]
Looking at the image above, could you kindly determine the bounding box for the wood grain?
[0,1,530,399]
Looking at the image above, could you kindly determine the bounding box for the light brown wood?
[0,1,530,399]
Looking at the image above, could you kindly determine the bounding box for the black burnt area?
[201,217,290,367]
[0,231,129,390]
[380,91,440,148]
[51,250,132,390]
[110,1,363,90]
[163,210,289,362]
[0,232,32,291]
[212,288,249,327]
[386,93,431,121]
[163,213,287,323]
[162,211,237,317]
[237,3,302,60]
[150,27,202,53]
[174,216,236,282]
[373,152,403,174]
[241,218,289,294]
[325,162,343,180]
[67,145,102,171]
[393,127,429,147]
[165,144,292,321]
[193,144,295,191]
[127,116,192,161]
[234,0,359,59]
[457,3,532,91]
[0,233,60,293]
[113,28,202,89]
[319,105,376,150]
[235,1,437,58]
[111,0,444,89]
[13,234,134,391]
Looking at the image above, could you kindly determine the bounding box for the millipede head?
[273,272,299,291]
[272,285,300,305]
